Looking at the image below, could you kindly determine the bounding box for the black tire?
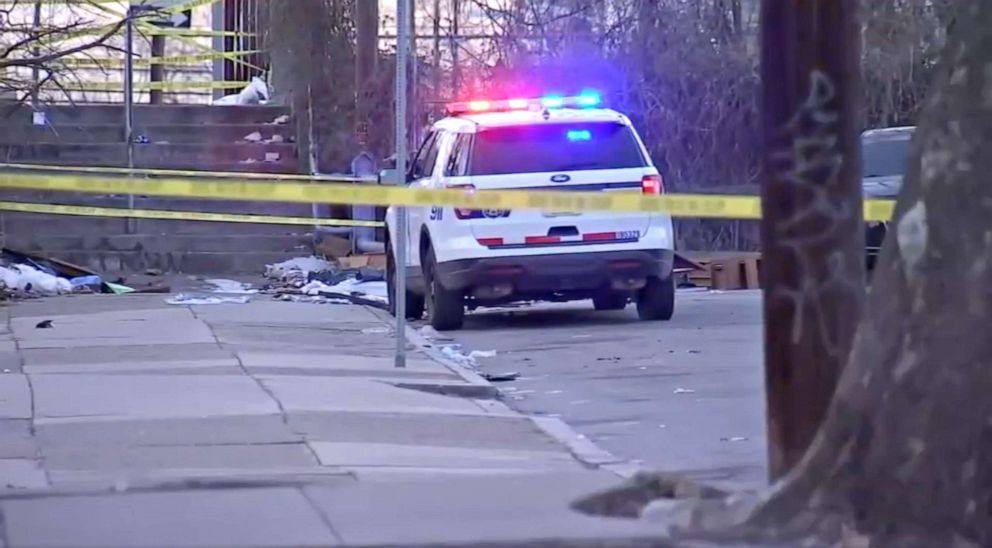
[423,246,465,331]
[386,240,424,320]
[637,275,675,321]
[593,292,629,311]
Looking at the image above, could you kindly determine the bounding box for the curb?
[367,306,643,480]
[366,307,500,399]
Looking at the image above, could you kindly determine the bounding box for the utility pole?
[759,0,864,480]
[124,6,137,234]
[31,1,41,107]
[394,0,410,369]
[409,6,419,146]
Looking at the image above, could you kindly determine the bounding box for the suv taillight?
[449,184,477,219]
[642,174,664,195]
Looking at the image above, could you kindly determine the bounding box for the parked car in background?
[862,126,914,270]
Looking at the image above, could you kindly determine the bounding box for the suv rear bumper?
[435,249,674,293]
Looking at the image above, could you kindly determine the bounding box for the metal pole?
[31,1,41,108]
[409,6,419,147]
[124,8,136,234]
[211,0,224,101]
[394,0,410,369]
[759,0,863,480]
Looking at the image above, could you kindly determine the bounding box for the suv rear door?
[462,121,655,248]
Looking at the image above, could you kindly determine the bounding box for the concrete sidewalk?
[0,293,663,547]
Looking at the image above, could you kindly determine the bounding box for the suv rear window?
[862,136,911,178]
[468,122,647,176]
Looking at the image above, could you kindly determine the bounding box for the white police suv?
[385,93,676,331]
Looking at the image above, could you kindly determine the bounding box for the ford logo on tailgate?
[550,174,571,183]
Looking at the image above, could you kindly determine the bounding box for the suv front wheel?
[423,246,465,331]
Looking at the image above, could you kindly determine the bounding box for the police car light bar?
[446,92,602,116]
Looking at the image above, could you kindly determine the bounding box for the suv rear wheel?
[593,291,629,311]
[636,275,675,321]
[386,240,424,320]
[423,246,465,331]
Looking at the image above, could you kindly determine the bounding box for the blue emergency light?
[446,92,604,115]
[566,129,592,141]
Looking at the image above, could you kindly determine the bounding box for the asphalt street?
[436,289,768,492]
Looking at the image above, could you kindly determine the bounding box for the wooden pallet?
[682,252,762,290]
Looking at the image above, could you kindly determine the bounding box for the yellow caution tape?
[0,201,382,228]
[0,164,346,183]
[136,24,254,38]
[0,170,897,221]
[55,50,263,67]
[36,80,252,91]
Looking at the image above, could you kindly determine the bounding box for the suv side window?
[445,133,472,176]
[410,131,438,180]
[421,131,444,178]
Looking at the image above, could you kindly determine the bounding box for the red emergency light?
[445,92,602,116]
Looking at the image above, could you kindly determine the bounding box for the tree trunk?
[745,1,992,544]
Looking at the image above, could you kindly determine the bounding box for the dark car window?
[445,133,472,176]
[862,136,911,178]
[410,131,438,180]
[468,122,646,176]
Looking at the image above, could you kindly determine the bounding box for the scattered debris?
[242,131,263,143]
[720,437,749,443]
[338,253,387,269]
[213,76,268,106]
[106,283,135,295]
[35,320,53,329]
[482,371,520,382]
[361,327,390,335]
[441,344,478,368]
[1,248,132,296]
[262,255,392,310]
[315,234,352,259]
[673,388,696,395]
[165,294,250,305]
[69,275,103,291]
[205,279,258,294]
[572,471,729,519]
[468,350,497,360]
[545,390,564,395]
[265,256,335,281]
[270,114,290,125]
[1,264,72,295]
[687,349,702,354]
[133,285,171,294]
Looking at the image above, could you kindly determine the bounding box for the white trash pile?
[263,256,389,306]
[0,264,72,296]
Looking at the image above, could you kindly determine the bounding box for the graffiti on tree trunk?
[769,69,862,358]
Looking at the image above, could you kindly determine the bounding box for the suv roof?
[434,107,630,133]
[862,126,915,143]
